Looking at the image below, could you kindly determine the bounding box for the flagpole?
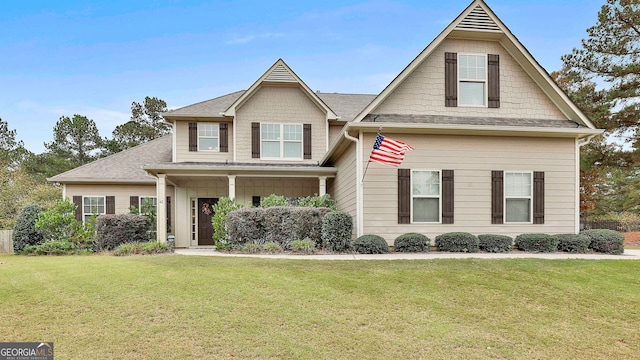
[361,126,382,183]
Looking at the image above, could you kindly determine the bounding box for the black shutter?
[398,169,411,224]
[442,170,454,224]
[445,52,458,107]
[303,124,312,159]
[130,196,139,211]
[106,196,115,214]
[533,172,545,224]
[251,122,260,158]
[488,54,500,108]
[188,122,197,152]
[491,171,504,224]
[73,196,83,221]
[166,196,172,230]
[220,123,228,152]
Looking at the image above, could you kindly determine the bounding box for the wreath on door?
[201,202,213,215]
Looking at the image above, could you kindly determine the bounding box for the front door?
[198,198,217,245]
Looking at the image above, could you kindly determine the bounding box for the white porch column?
[228,175,236,200]
[156,174,167,243]
[318,176,327,196]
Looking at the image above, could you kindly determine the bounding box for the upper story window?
[261,123,302,160]
[198,123,219,151]
[458,54,486,106]
[505,171,532,223]
[83,196,105,223]
[411,170,441,223]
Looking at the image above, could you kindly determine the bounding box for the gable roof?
[162,91,244,119]
[47,135,172,184]
[351,0,596,129]
[222,59,339,120]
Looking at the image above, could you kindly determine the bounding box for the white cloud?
[226,32,285,44]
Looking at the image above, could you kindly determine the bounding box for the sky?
[0,0,605,153]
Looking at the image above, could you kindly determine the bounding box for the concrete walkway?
[175,248,640,260]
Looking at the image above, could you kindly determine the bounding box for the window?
[198,123,219,151]
[505,172,532,223]
[83,196,105,223]
[411,170,441,223]
[139,196,157,216]
[261,123,302,159]
[458,54,486,106]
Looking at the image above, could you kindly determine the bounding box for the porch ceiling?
[143,162,337,179]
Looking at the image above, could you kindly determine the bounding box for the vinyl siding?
[374,38,568,120]
[235,85,327,163]
[360,133,577,243]
[174,120,234,162]
[329,122,346,146]
[327,141,357,237]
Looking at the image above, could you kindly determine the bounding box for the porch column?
[156,174,167,243]
[318,176,327,196]
[228,175,236,200]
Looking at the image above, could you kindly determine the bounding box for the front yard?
[0,254,638,359]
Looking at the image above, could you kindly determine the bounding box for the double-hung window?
[198,123,219,151]
[458,54,487,106]
[139,196,157,216]
[412,170,441,223]
[261,123,302,160]
[83,196,105,223]
[505,172,532,223]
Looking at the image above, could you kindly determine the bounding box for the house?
[48,0,602,247]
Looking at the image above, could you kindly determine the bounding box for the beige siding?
[328,142,357,236]
[329,122,346,146]
[360,133,577,243]
[375,38,567,120]
[174,120,234,162]
[235,85,328,163]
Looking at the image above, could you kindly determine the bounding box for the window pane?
[283,141,302,158]
[262,141,280,158]
[459,82,485,106]
[261,124,280,140]
[198,123,218,137]
[459,55,486,80]
[506,173,531,196]
[283,124,302,141]
[199,138,219,151]
[413,198,439,222]
[413,171,440,196]
[506,198,531,222]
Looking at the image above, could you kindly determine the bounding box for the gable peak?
[265,62,296,82]
[455,4,501,33]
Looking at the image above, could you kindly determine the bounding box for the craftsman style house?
[48,0,601,247]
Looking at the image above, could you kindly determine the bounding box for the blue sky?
[0,0,604,153]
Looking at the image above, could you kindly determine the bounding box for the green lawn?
[0,254,638,359]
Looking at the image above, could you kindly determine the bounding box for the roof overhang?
[46,178,156,185]
[143,163,337,178]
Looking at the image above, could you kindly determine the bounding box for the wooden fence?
[0,230,13,254]
[580,220,640,232]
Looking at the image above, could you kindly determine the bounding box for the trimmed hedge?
[581,229,625,255]
[555,233,590,253]
[435,232,479,253]
[321,211,353,252]
[353,234,389,254]
[394,233,429,252]
[95,214,151,251]
[226,208,266,246]
[514,233,559,253]
[478,234,513,253]
[12,204,44,254]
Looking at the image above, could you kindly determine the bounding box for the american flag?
[368,134,414,167]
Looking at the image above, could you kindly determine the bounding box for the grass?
[0,254,639,359]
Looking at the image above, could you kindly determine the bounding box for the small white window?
[411,170,441,223]
[83,196,105,223]
[458,54,486,106]
[261,123,302,160]
[198,123,219,151]
[505,172,532,223]
[139,196,157,216]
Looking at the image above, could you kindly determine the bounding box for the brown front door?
[198,198,217,245]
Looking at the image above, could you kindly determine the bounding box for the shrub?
[353,234,389,254]
[113,241,172,256]
[291,239,315,254]
[262,241,283,254]
[298,194,336,209]
[260,194,288,207]
[514,233,559,253]
[394,233,429,252]
[94,214,150,251]
[435,232,479,253]
[241,241,263,253]
[35,199,95,251]
[581,229,625,255]
[211,197,243,250]
[321,211,353,252]
[23,239,79,256]
[478,234,513,253]
[12,204,44,254]
[555,233,590,253]
[287,207,332,248]
[226,208,266,246]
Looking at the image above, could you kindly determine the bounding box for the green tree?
[103,96,170,155]
[0,118,31,170]
[45,114,103,167]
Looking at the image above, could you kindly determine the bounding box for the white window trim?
[410,169,442,224]
[139,196,157,214]
[82,195,106,223]
[457,53,487,107]
[504,171,533,224]
[260,123,303,161]
[197,122,220,152]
